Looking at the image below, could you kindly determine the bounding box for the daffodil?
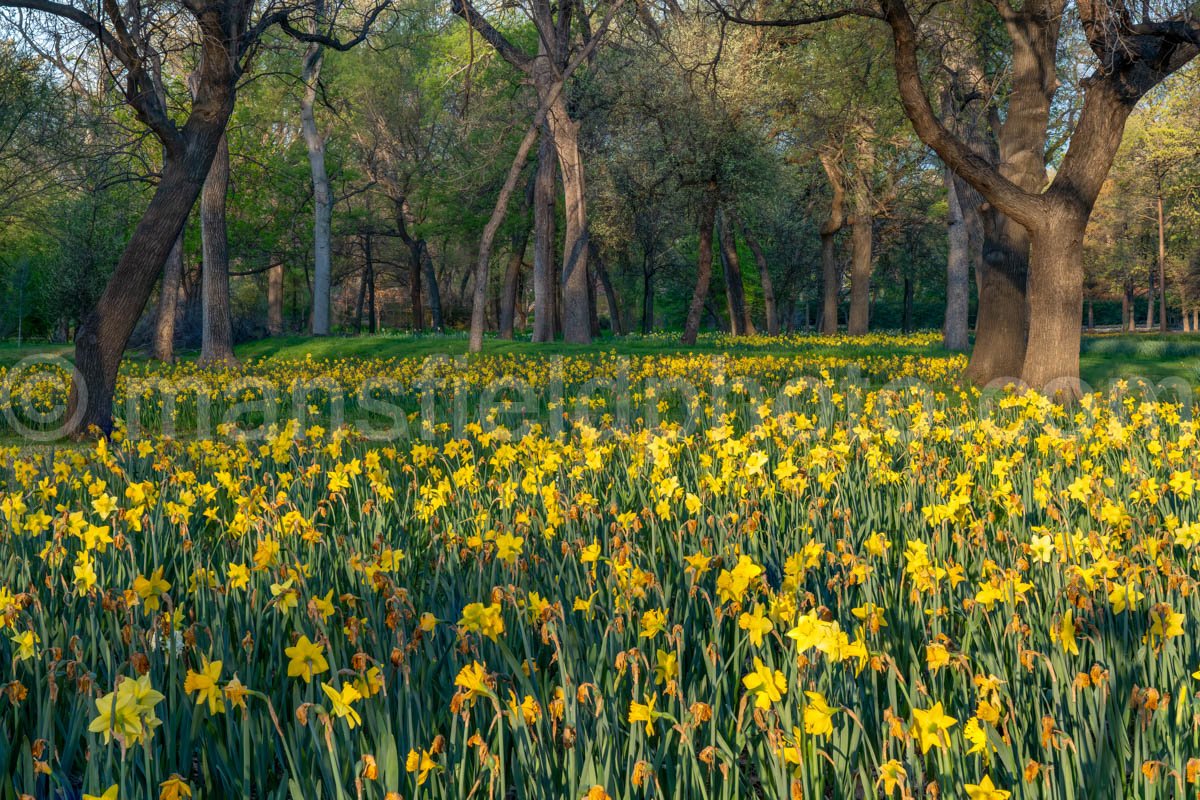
[742,657,787,709]
[284,635,329,683]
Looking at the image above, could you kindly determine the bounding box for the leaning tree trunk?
[718,209,750,336]
[198,133,236,365]
[682,191,718,346]
[267,263,284,336]
[943,172,971,351]
[847,212,873,335]
[68,119,229,436]
[153,230,185,362]
[532,132,557,343]
[301,41,332,336]
[736,215,778,336]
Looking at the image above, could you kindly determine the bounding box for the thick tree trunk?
[1021,215,1086,394]
[968,215,1031,383]
[153,230,185,361]
[267,264,283,335]
[736,215,778,336]
[818,151,846,335]
[847,213,872,335]
[718,209,749,336]
[547,96,591,344]
[943,171,971,351]
[301,42,332,336]
[199,133,236,365]
[682,190,717,345]
[532,132,557,343]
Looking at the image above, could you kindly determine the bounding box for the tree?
[452,0,615,344]
[1,0,386,435]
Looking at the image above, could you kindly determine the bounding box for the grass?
[6,330,1200,387]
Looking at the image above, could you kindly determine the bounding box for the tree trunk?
[421,242,442,331]
[1146,269,1156,331]
[682,190,717,346]
[735,215,778,335]
[1021,214,1086,394]
[943,171,971,351]
[968,215,1031,383]
[1122,281,1133,331]
[198,133,236,365]
[546,92,591,344]
[1087,298,1094,332]
[267,263,284,336]
[532,131,557,343]
[591,242,623,335]
[1157,192,1168,333]
[847,213,872,335]
[642,263,655,334]
[718,209,749,335]
[301,41,332,336]
[354,257,369,334]
[903,275,914,333]
[818,151,846,335]
[68,123,228,436]
[499,174,534,339]
[153,230,185,361]
[407,240,424,331]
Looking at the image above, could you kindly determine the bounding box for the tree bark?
[421,241,442,330]
[532,131,557,343]
[499,173,534,339]
[198,133,236,365]
[642,261,655,334]
[735,214,778,336]
[847,212,873,335]
[1021,213,1086,392]
[153,230,185,361]
[547,90,591,344]
[1157,192,1167,332]
[682,189,717,345]
[818,151,846,335]
[267,263,284,335]
[903,275,914,333]
[718,209,750,335]
[69,130,226,435]
[1122,281,1133,331]
[1146,268,1156,330]
[591,242,623,335]
[943,172,970,351]
[301,41,332,336]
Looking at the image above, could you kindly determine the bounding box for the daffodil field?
[4,333,1200,800]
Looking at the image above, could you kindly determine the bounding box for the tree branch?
[449,0,534,71]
